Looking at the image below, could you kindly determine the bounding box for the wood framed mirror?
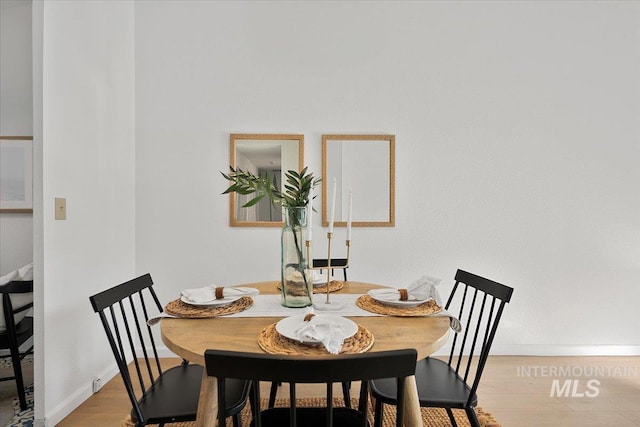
[229,133,304,227]
[322,134,395,227]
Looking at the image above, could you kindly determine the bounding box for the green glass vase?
[280,207,312,307]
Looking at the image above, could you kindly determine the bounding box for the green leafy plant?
[222,166,322,306]
[221,166,321,209]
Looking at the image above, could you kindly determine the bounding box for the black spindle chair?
[89,273,250,427]
[207,348,417,427]
[0,280,34,410]
[370,269,514,427]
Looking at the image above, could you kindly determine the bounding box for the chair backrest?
[205,348,417,427]
[444,269,513,405]
[313,258,348,281]
[1,280,34,336]
[89,273,165,424]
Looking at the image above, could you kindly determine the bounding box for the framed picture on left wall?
[0,137,33,213]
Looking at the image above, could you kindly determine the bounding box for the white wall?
[135,1,640,354]
[39,1,135,424]
[27,0,640,424]
[0,1,33,275]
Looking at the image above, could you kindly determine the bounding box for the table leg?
[196,368,218,427]
[403,375,421,427]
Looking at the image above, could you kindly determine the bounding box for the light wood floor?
[56,356,640,426]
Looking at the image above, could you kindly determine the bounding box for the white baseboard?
[489,344,640,356]
[44,364,119,427]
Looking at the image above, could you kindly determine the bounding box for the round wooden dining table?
[161,281,451,427]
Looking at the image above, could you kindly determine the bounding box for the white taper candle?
[346,188,352,240]
[307,194,313,241]
[328,178,337,233]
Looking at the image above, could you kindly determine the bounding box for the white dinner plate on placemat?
[180,295,241,307]
[275,314,358,344]
[367,290,431,308]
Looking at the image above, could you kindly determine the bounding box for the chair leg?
[465,407,481,427]
[373,399,383,427]
[268,381,279,407]
[341,381,351,408]
[250,380,262,426]
[10,346,27,410]
[232,413,241,427]
[445,408,458,427]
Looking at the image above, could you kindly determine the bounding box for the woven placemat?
[257,323,374,355]
[356,294,442,317]
[312,280,344,293]
[276,280,344,294]
[164,296,253,318]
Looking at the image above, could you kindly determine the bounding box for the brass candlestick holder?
[305,233,351,311]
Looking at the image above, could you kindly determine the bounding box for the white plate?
[180,286,258,306]
[367,290,431,308]
[180,295,241,307]
[275,314,358,344]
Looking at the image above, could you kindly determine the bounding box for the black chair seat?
[135,364,251,424]
[371,357,478,408]
[255,407,364,427]
[134,364,202,424]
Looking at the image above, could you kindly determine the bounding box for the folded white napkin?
[181,286,258,303]
[429,309,463,333]
[367,275,461,331]
[449,315,462,332]
[295,310,346,354]
[369,274,442,302]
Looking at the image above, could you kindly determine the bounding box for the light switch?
[55,198,67,220]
